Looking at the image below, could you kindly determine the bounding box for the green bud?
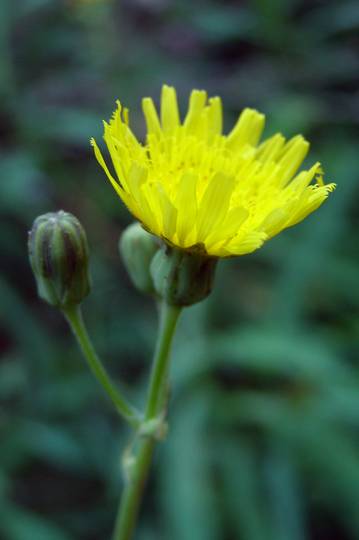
[119,222,159,295]
[28,210,90,308]
[150,245,218,306]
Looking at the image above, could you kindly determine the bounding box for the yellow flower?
[91,85,335,257]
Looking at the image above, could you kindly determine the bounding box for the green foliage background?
[1,0,359,538]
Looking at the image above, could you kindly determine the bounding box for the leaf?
[218,436,276,540]
[158,390,221,540]
[0,505,74,540]
[263,444,307,540]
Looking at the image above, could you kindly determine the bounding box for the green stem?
[145,302,182,420]
[113,301,181,540]
[112,438,155,540]
[63,304,140,428]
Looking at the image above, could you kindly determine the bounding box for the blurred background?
[1,0,359,539]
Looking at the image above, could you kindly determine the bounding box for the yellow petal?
[175,172,198,246]
[206,206,249,249]
[196,172,235,243]
[142,97,162,137]
[161,85,180,133]
[225,231,268,256]
[286,183,336,227]
[277,135,309,186]
[91,138,122,196]
[256,134,285,163]
[184,89,207,133]
[227,108,265,149]
[157,183,178,239]
[206,96,223,136]
[126,162,148,201]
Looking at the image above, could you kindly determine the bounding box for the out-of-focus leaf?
[0,276,54,370]
[218,437,276,540]
[19,421,87,471]
[159,390,221,540]
[191,6,256,42]
[0,152,46,212]
[172,325,347,391]
[263,444,307,540]
[0,504,74,540]
[20,105,102,146]
[305,1,359,35]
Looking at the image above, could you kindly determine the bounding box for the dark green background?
[1,0,359,539]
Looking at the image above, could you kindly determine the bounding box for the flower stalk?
[144,302,181,419]
[113,301,181,540]
[63,304,140,428]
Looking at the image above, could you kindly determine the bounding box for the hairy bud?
[28,210,90,308]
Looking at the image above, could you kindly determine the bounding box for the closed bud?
[150,245,218,306]
[28,210,90,309]
[119,222,159,295]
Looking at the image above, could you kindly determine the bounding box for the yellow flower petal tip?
[92,85,336,258]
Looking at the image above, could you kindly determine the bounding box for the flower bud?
[28,210,90,308]
[150,245,218,306]
[119,222,159,295]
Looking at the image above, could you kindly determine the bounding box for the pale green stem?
[113,301,181,540]
[145,302,182,420]
[63,304,140,428]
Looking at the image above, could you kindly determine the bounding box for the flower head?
[91,85,335,257]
